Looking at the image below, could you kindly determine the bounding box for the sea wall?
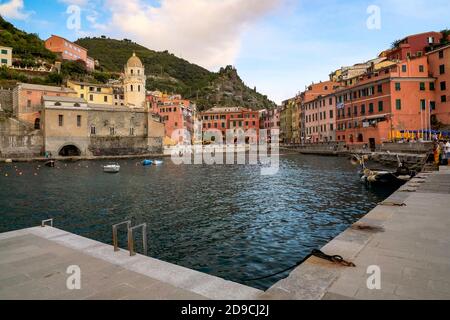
[0,117,43,158]
[0,88,13,115]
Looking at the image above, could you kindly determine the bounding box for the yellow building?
[0,46,13,67]
[280,98,294,144]
[67,80,114,105]
[291,98,301,144]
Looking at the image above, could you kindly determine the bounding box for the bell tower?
[124,52,146,108]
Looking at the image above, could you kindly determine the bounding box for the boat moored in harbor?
[103,163,120,173]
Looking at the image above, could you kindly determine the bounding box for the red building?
[380,32,447,61]
[200,107,260,143]
[335,56,435,148]
[45,35,95,71]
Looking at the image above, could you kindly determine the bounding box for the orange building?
[148,93,195,144]
[45,35,95,71]
[335,56,435,148]
[200,107,260,143]
[427,45,450,124]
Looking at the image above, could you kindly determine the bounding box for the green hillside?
[0,15,276,111]
[0,16,55,63]
[76,37,276,111]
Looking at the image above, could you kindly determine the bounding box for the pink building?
[12,83,76,128]
[45,35,95,71]
[303,93,337,143]
[260,108,280,138]
[148,94,195,143]
[301,81,339,143]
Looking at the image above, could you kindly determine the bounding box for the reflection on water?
[0,154,395,290]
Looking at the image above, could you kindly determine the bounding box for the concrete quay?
[264,167,450,300]
[0,226,262,300]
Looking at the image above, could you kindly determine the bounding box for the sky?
[1,0,449,104]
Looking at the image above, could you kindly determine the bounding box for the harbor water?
[0,154,395,290]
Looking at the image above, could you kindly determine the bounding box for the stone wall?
[0,88,13,115]
[89,136,152,156]
[0,117,43,158]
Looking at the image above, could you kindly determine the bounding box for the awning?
[362,113,390,121]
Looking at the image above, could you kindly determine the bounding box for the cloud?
[58,0,89,5]
[97,0,283,70]
[0,0,30,20]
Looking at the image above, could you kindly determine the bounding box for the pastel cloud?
[0,0,30,20]
[96,0,283,70]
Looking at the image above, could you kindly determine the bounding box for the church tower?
[124,52,146,108]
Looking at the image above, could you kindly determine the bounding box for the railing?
[111,221,148,256]
[41,218,53,227]
[112,220,131,252]
[128,224,147,257]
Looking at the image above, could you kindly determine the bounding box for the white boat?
[153,160,164,166]
[103,163,120,173]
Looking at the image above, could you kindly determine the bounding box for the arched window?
[137,69,140,75]
[54,102,61,106]
[74,103,80,107]
[130,85,134,92]
[130,69,134,75]
[138,85,141,92]
[34,118,40,129]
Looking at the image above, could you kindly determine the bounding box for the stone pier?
[264,167,450,300]
[0,226,261,300]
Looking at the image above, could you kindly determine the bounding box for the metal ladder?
[112,221,147,256]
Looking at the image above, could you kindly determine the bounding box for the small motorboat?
[103,163,120,173]
[153,160,164,166]
[142,159,153,166]
[45,160,56,168]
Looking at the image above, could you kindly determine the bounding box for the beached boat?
[103,163,120,173]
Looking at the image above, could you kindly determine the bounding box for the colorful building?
[303,93,337,143]
[0,46,12,67]
[67,80,114,105]
[280,99,294,144]
[200,107,260,143]
[148,92,195,145]
[379,31,447,61]
[12,83,76,128]
[335,56,435,147]
[301,81,339,143]
[40,53,164,157]
[427,45,450,125]
[45,35,95,71]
